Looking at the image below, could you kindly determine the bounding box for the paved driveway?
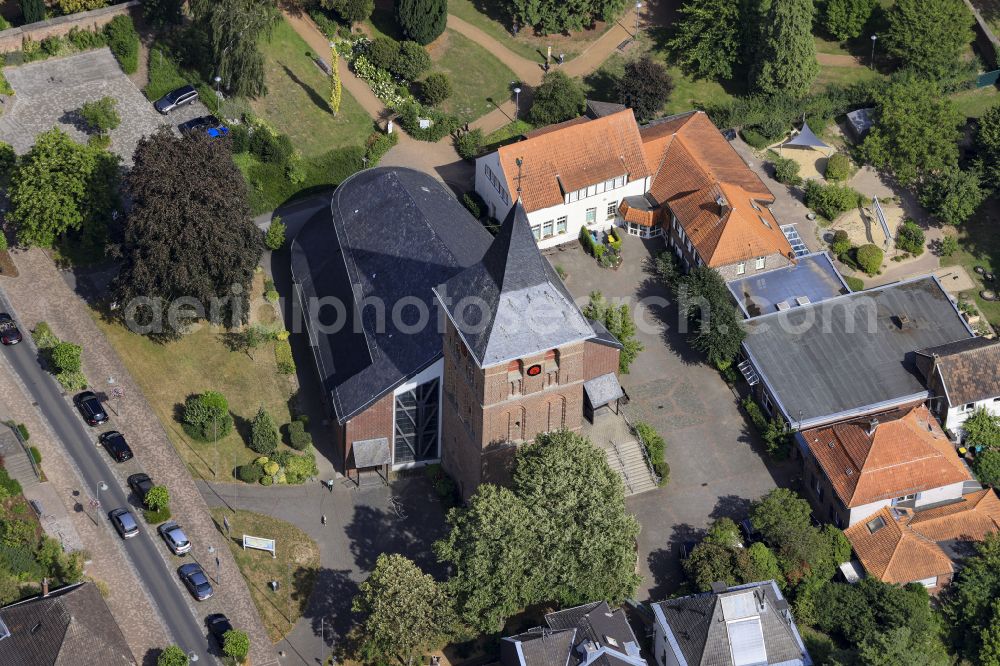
[547,234,794,600]
[0,48,210,165]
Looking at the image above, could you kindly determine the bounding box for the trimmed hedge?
[844,275,864,291]
[633,422,669,486]
[364,130,398,166]
[29,447,41,465]
[287,419,312,450]
[142,506,171,524]
[235,463,264,484]
[103,15,139,75]
[856,243,883,275]
[275,339,295,374]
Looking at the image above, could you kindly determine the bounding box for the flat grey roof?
[584,372,624,409]
[351,437,390,468]
[743,276,973,428]
[728,252,849,317]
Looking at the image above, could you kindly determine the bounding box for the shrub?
[285,150,306,184]
[634,422,669,485]
[250,407,279,455]
[844,275,864,291]
[974,449,1000,487]
[40,36,62,57]
[56,370,87,391]
[393,41,430,80]
[940,235,959,256]
[771,154,802,186]
[223,629,251,663]
[0,467,22,501]
[143,506,171,524]
[1,519,36,548]
[803,180,864,220]
[421,72,452,105]
[364,130,398,165]
[228,124,251,153]
[895,219,925,255]
[830,229,851,257]
[103,15,139,74]
[235,463,264,483]
[395,99,461,142]
[287,419,313,450]
[260,475,273,486]
[0,142,16,186]
[856,243,883,275]
[79,97,120,134]
[368,36,400,72]
[250,129,293,165]
[145,485,169,511]
[50,341,82,373]
[284,451,318,484]
[21,0,46,24]
[397,0,447,44]
[264,217,286,251]
[741,128,770,150]
[462,192,484,219]
[58,0,110,13]
[157,645,189,666]
[29,447,41,464]
[67,27,106,51]
[454,129,484,161]
[182,391,234,441]
[275,339,295,374]
[824,152,852,181]
[31,322,58,349]
[529,70,585,126]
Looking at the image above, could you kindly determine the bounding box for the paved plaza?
[0,48,209,164]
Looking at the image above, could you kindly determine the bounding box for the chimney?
[867,418,879,437]
[42,578,48,596]
[716,194,729,215]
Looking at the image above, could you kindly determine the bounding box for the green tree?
[529,70,585,126]
[822,0,876,41]
[752,0,819,97]
[157,645,189,666]
[143,0,185,27]
[750,488,841,584]
[393,41,431,81]
[856,243,883,275]
[367,36,400,71]
[78,97,120,135]
[675,266,745,368]
[667,0,741,79]
[507,0,627,33]
[980,600,1000,666]
[321,0,374,26]
[685,542,746,591]
[974,449,1000,487]
[583,292,644,373]
[945,534,1000,660]
[264,216,286,251]
[397,0,447,45]
[0,141,16,188]
[746,542,783,583]
[704,517,742,548]
[182,391,234,441]
[885,0,974,81]
[50,341,82,373]
[421,72,452,105]
[145,485,170,511]
[862,76,962,185]
[22,0,46,23]
[222,629,250,663]
[616,55,673,122]
[0,571,21,605]
[895,219,925,255]
[976,103,1000,189]
[8,128,119,250]
[858,626,950,666]
[825,152,852,181]
[919,167,985,226]
[113,129,262,336]
[352,553,456,662]
[772,153,802,186]
[963,407,1000,448]
[250,406,278,455]
[194,0,278,97]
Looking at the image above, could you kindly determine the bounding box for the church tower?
[434,202,596,499]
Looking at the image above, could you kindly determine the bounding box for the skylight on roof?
[758,214,772,229]
[721,591,759,621]
[867,516,886,533]
[728,617,768,666]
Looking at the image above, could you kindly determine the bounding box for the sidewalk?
[0,249,277,666]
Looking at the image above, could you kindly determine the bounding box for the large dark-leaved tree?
[667,0,742,80]
[397,0,447,45]
[435,430,640,633]
[113,129,263,337]
[616,55,673,122]
[751,0,819,97]
[191,0,278,98]
[885,0,974,81]
[506,0,626,35]
[322,0,374,27]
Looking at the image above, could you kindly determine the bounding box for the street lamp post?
[870,34,877,70]
[635,2,642,38]
[214,76,222,99]
[208,545,219,584]
[95,481,107,505]
[513,87,521,120]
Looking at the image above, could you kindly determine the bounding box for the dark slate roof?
[917,337,1000,405]
[351,437,390,468]
[652,581,812,666]
[727,252,849,317]
[743,276,973,428]
[586,99,627,119]
[545,601,645,666]
[0,582,136,666]
[290,167,492,423]
[588,319,623,349]
[501,628,576,666]
[435,202,594,368]
[584,373,624,409]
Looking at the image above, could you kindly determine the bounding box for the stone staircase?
[0,426,39,489]
[584,412,658,496]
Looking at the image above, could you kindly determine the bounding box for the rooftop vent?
[892,314,911,329]
[867,418,879,436]
[845,467,854,476]
[716,194,729,214]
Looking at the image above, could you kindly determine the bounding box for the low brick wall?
[0,1,140,54]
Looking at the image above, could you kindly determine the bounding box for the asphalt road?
[0,290,216,664]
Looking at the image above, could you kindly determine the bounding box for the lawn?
[448,0,617,63]
[811,64,884,92]
[252,17,372,157]
[210,508,320,643]
[951,86,1000,118]
[92,273,302,481]
[235,144,363,215]
[484,118,534,151]
[942,202,1000,326]
[431,29,518,124]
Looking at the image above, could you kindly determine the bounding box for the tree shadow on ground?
[297,567,360,647]
[279,62,331,115]
[709,494,753,522]
[645,521,703,601]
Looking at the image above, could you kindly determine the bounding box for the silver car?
[109,508,139,539]
[158,521,192,555]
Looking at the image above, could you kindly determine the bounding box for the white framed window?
[587,184,597,197]
[585,208,597,225]
[542,219,554,238]
[606,202,618,219]
[531,225,541,240]
[596,181,606,194]
[755,256,765,270]
[556,216,567,234]
[737,262,746,275]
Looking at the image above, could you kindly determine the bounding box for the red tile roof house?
[474,110,797,280]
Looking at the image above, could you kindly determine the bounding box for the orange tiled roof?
[497,109,650,213]
[803,404,971,508]
[846,490,1000,585]
[640,112,794,267]
[618,200,657,227]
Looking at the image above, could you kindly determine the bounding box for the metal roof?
[727,252,848,317]
[584,373,625,409]
[351,437,391,468]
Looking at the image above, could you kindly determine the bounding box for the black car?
[154,85,198,114]
[179,563,213,601]
[178,115,220,135]
[721,128,738,141]
[108,508,140,539]
[0,313,22,345]
[127,473,154,503]
[206,613,233,645]
[99,430,133,463]
[74,391,108,426]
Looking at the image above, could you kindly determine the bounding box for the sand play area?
[830,199,905,251]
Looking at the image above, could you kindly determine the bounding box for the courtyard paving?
[0,48,209,165]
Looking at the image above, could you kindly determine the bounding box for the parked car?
[99,431,133,463]
[739,518,763,545]
[206,613,233,646]
[0,313,23,345]
[179,115,222,135]
[154,85,198,114]
[108,508,140,539]
[74,391,108,426]
[179,563,213,601]
[127,473,154,504]
[721,128,738,141]
[158,521,192,555]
